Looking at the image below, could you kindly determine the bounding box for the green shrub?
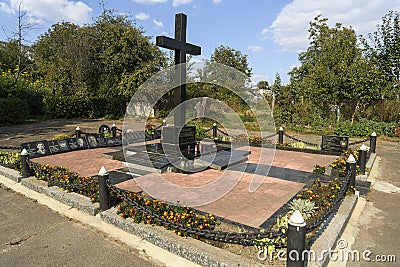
[44,95,127,119]
[0,97,29,124]
[44,95,90,118]
[335,119,397,137]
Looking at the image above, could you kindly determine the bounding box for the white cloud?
[135,12,150,20]
[269,0,400,52]
[260,28,270,35]
[133,0,167,4]
[251,74,269,83]
[0,0,92,25]
[212,0,222,4]
[247,45,263,52]
[172,0,193,7]
[153,19,163,28]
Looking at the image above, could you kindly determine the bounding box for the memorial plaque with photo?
[85,134,101,148]
[48,139,71,154]
[321,135,349,153]
[105,136,122,147]
[21,141,51,158]
[74,137,88,150]
[85,134,108,148]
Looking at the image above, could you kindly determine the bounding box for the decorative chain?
[106,180,286,247]
[348,138,369,146]
[217,128,229,136]
[306,171,351,233]
[263,132,278,139]
[282,133,320,146]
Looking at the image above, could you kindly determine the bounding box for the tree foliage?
[288,15,379,125]
[33,9,166,100]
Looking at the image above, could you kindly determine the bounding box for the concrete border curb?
[307,194,358,267]
[0,165,21,182]
[21,177,100,216]
[100,208,266,267]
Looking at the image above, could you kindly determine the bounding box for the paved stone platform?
[32,148,124,177]
[31,146,337,228]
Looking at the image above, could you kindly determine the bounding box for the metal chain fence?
[282,132,320,146]
[106,180,286,247]
[306,171,352,233]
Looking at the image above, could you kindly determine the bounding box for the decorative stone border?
[307,195,358,267]
[0,165,21,183]
[21,177,100,216]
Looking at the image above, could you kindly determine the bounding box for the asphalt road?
[328,140,400,267]
[348,141,400,266]
[0,185,160,267]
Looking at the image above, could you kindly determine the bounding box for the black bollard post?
[287,210,306,267]
[75,126,81,138]
[278,127,284,144]
[357,144,367,175]
[212,123,217,138]
[98,166,110,211]
[111,123,117,137]
[20,149,30,178]
[370,132,377,154]
[346,154,357,188]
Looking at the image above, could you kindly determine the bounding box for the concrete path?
[328,140,399,266]
[0,184,157,267]
[0,176,200,267]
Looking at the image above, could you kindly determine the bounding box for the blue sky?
[1,0,399,85]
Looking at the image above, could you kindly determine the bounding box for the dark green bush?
[0,97,29,124]
[44,95,90,118]
[44,95,127,119]
[335,119,397,137]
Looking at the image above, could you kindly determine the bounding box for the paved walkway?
[0,184,159,267]
[31,146,337,229]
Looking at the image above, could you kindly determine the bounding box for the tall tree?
[188,45,253,116]
[289,15,378,124]
[33,9,166,98]
[362,10,400,121]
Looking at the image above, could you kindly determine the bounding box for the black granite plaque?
[85,134,107,148]
[162,126,196,145]
[48,139,70,154]
[162,142,196,159]
[66,137,87,150]
[321,135,349,153]
[105,136,122,147]
[21,141,51,158]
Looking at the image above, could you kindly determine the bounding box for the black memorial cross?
[156,13,201,126]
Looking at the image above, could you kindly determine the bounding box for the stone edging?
[307,195,358,267]
[0,165,21,183]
